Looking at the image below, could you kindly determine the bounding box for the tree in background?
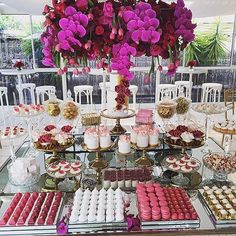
[185,19,231,66]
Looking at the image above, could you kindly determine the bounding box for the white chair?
[201,83,222,103]
[99,82,111,107]
[129,85,138,110]
[36,86,56,104]
[74,85,93,109]
[0,87,9,107]
[16,83,36,104]
[175,81,192,99]
[156,84,177,102]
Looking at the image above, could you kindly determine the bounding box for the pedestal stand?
[100,109,136,135]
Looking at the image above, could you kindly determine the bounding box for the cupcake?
[118,135,131,154]
[136,130,149,148]
[99,130,111,149]
[180,132,194,146]
[191,130,204,145]
[130,126,139,144]
[168,129,181,145]
[148,128,160,146]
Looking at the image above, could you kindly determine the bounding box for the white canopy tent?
[0,0,236,18]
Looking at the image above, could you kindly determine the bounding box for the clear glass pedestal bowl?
[7,162,40,187]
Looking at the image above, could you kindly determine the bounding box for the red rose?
[115,93,125,104]
[187,60,197,68]
[115,84,125,93]
[61,125,73,133]
[13,61,24,69]
[121,80,129,87]
[192,130,204,139]
[150,45,162,57]
[44,125,56,132]
[76,0,88,11]
[116,104,122,110]
[124,88,131,96]
[115,97,125,104]
[168,129,181,137]
[176,125,188,133]
[43,5,50,14]
[95,26,104,35]
[38,134,53,143]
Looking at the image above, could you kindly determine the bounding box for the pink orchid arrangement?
[41,0,196,109]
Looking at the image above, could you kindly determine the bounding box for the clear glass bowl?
[7,162,40,186]
[157,101,177,119]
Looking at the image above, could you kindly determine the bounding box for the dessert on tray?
[103,168,152,189]
[165,124,204,147]
[13,104,44,116]
[70,187,129,223]
[130,125,160,148]
[0,192,62,226]
[84,125,111,150]
[136,184,198,221]
[33,125,73,150]
[175,97,191,115]
[47,160,83,178]
[47,100,61,117]
[192,103,226,115]
[62,101,79,120]
[200,185,236,220]
[203,153,236,173]
[213,120,236,134]
[163,154,200,173]
[81,113,101,126]
[0,126,26,139]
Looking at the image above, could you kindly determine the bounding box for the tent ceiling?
[0,0,235,18]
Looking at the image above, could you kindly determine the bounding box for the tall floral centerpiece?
[41,0,196,111]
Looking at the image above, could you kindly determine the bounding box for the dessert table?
[0,129,235,235]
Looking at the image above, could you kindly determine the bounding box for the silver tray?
[69,221,127,233]
[198,189,236,228]
[0,193,65,235]
[141,218,200,230]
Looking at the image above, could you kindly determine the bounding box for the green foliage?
[0,16,21,31]
[185,19,230,66]
[21,39,42,57]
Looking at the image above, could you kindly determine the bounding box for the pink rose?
[103,2,113,18]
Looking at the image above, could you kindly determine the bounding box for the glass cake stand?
[33,140,75,165]
[164,137,205,155]
[202,152,236,182]
[162,155,201,186]
[191,103,227,153]
[131,143,160,167]
[100,109,136,135]
[13,111,44,144]
[46,159,86,191]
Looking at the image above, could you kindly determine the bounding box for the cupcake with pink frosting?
[130,126,139,144]
[137,129,149,148]
[118,135,131,154]
[148,128,160,146]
